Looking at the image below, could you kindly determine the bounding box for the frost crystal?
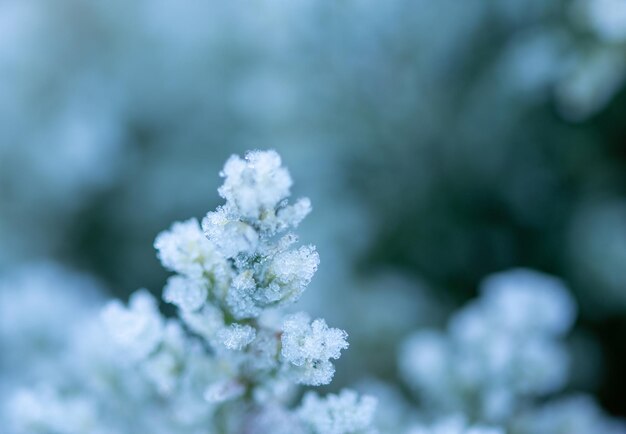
[268,245,320,304]
[203,208,259,258]
[281,313,349,386]
[217,323,256,350]
[155,218,227,279]
[298,389,378,434]
[226,269,263,319]
[218,150,292,219]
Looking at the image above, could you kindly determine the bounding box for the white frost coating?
[226,269,262,319]
[277,197,312,228]
[217,323,256,350]
[281,313,348,386]
[298,389,378,434]
[163,276,208,311]
[268,245,320,304]
[218,150,292,219]
[203,208,259,258]
[196,151,321,319]
[101,290,163,361]
[155,218,226,279]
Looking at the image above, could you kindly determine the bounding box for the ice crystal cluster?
[2,150,376,434]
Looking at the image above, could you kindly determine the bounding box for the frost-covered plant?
[147,150,347,390]
[398,268,625,433]
[400,270,575,421]
[4,150,376,434]
[100,150,374,432]
[399,269,576,423]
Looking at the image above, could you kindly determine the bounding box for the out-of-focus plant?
[396,269,625,433]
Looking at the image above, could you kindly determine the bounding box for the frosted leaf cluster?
[217,150,292,219]
[298,389,378,434]
[198,150,318,319]
[282,313,349,386]
[2,150,373,434]
[163,275,208,312]
[155,218,230,310]
[150,150,367,429]
[399,269,576,423]
[148,150,345,394]
[154,218,228,279]
[217,323,257,350]
[150,151,352,402]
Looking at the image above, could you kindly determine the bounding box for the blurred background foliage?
[1,0,626,419]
